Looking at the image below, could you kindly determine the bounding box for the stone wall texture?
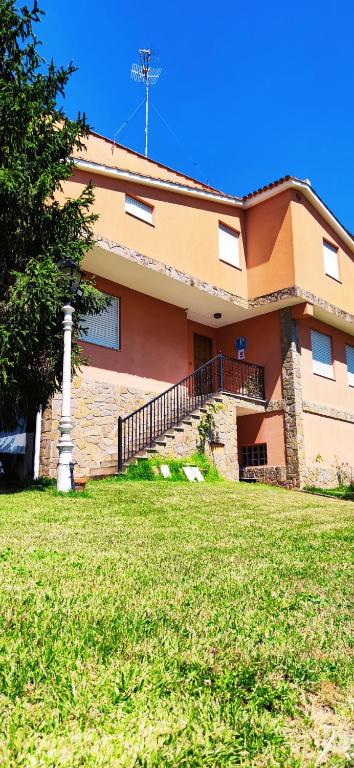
[40,375,157,478]
[241,466,288,486]
[280,308,306,488]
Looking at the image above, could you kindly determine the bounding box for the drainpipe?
[33,406,42,480]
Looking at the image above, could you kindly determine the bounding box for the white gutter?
[74,158,242,208]
[74,159,354,254]
[244,179,354,254]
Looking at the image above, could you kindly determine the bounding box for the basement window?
[242,443,267,467]
[79,294,120,350]
[125,194,153,224]
[346,344,354,387]
[218,223,240,268]
[311,329,333,379]
[323,240,340,281]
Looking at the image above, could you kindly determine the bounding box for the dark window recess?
[242,443,267,466]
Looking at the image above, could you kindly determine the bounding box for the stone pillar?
[280,308,306,487]
[207,394,239,481]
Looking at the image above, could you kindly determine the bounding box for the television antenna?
[131,49,162,157]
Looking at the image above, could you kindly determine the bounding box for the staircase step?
[146,447,158,454]
[90,466,118,478]
[165,433,175,439]
[154,439,167,446]
[174,426,184,432]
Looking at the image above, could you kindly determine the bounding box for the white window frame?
[125,194,153,225]
[323,240,340,281]
[79,294,120,350]
[346,344,354,387]
[218,222,240,268]
[311,329,334,379]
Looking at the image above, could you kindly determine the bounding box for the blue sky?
[40,0,354,229]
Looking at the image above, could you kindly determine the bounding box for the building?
[38,131,354,487]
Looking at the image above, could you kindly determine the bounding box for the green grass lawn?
[0,480,352,767]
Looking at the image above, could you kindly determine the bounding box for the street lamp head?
[57,258,83,298]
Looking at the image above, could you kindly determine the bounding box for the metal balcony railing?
[118,353,265,471]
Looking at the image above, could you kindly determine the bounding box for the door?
[194,334,213,371]
[193,334,213,396]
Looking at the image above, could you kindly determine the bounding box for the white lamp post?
[57,259,83,493]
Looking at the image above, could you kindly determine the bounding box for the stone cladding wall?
[40,375,157,478]
[143,394,239,481]
[241,466,287,486]
[280,308,306,488]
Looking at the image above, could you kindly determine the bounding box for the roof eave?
[73,159,354,254]
[244,179,354,253]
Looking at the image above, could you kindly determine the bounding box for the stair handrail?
[118,353,265,471]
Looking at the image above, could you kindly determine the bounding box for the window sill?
[325,272,342,284]
[80,340,120,352]
[219,259,242,271]
[125,211,155,227]
[313,372,335,381]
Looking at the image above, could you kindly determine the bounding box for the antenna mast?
[131,49,162,157]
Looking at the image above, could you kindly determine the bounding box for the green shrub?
[117,452,220,482]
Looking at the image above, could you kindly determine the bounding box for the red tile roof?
[242,174,301,200]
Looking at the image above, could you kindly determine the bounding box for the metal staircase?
[118,353,265,472]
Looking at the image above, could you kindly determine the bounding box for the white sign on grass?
[183,466,205,482]
[160,464,171,479]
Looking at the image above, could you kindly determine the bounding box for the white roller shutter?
[323,241,339,281]
[346,345,354,386]
[218,223,240,268]
[125,195,153,224]
[79,295,119,350]
[311,329,333,378]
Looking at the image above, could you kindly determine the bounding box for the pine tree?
[0,0,106,429]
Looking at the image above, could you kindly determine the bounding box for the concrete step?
[90,465,118,478]
[100,460,118,469]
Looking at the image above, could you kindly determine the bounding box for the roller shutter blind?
[79,295,119,350]
[218,223,240,268]
[311,329,333,378]
[323,241,339,280]
[346,345,354,386]
[125,195,153,224]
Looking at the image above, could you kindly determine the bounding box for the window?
[346,345,354,387]
[79,295,120,350]
[242,444,268,467]
[323,240,340,281]
[218,223,240,268]
[311,329,333,378]
[125,194,153,224]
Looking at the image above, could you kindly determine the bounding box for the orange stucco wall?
[291,195,354,315]
[303,412,354,467]
[237,412,286,466]
[64,171,248,299]
[216,310,283,401]
[75,132,214,190]
[80,277,189,388]
[246,191,295,299]
[297,316,354,412]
